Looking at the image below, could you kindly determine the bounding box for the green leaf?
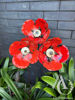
[3,57,9,72]
[1,69,23,100]
[52,72,59,79]
[0,78,5,87]
[8,66,18,71]
[33,81,45,89]
[41,76,57,88]
[30,87,36,99]
[69,58,75,82]
[0,58,4,65]
[60,73,68,79]
[58,94,66,100]
[59,63,67,73]
[30,86,36,98]
[74,81,75,87]
[24,93,29,100]
[31,82,45,99]
[35,90,44,100]
[41,93,51,98]
[44,72,53,75]
[67,93,73,99]
[0,87,13,100]
[43,87,57,97]
[38,98,53,100]
[14,82,25,88]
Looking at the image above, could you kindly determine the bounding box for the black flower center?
[49,51,54,55]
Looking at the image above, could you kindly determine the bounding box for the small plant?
[32,58,75,100]
[0,57,75,100]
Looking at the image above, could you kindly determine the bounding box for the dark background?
[0,0,75,83]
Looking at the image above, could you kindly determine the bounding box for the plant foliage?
[0,57,75,100]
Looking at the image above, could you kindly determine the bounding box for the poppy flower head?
[9,18,69,71]
[22,18,51,44]
[39,37,69,71]
[9,38,39,69]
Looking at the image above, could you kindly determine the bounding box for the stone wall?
[0,0,75,60]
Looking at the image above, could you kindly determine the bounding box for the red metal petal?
[35,18,48,29]
[39,52,47,64]
[12,53,29,69]
[22,19,35,35]
[54,45,69,63]
[48,37,62,47]
[9,41,21,56]
[35,19,48,36]
[43,60,62,71]
[9,40,29,56]
[29,41,38,53]
[30,50,39,64]
[21,37,29,41]
[39,29,50,44]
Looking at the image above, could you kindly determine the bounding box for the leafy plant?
[0,57,48,100]
[0,57,75,100]
[32,58,75,100]
[0,57,24,100]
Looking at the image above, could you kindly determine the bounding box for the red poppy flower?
[22,18,50,44]
[39,37,69,71]
[9,38,39,69]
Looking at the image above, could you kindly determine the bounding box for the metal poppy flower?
[9,38,39,69]
[39,37,69,71]
[22,18,50,44]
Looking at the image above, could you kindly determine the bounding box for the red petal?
[35,19,48,35]
[24,53,32,62]
[12,53,29,69]
[39,29,50,44]
[39,52,47,64]
[54,45,69,63]
[21,37,29,41]
[21,38,38,51]
[30,50,39,64]
[22,20,35,35]
[29,41,38,53]
[43,60,62,71]
[9,41,29,56]
[39,45,47,53]
[43,41,52,50]
[48,37,62,47]
[43,29,50,39]
[35,18,48,29]
[9,41,21,56]
[42,37,62,50]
